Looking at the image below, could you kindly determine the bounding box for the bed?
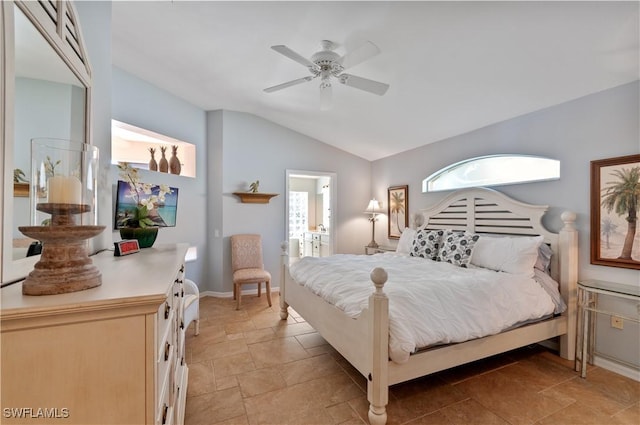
[278,187,578,425]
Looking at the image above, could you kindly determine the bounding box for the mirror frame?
[1,0,92,284]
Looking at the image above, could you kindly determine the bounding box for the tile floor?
[184,293,640,425]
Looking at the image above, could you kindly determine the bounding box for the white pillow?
[396,228,416,254]
[470,235,543,277]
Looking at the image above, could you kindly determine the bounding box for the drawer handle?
[162,403,168,425]
[164,341,171,361]
[164,302,170,319]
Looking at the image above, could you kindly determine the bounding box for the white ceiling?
[111,1,639,161]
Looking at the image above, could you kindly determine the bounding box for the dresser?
[0,244,189,424]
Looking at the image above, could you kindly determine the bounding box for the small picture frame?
[590,154,640,269]
[388,185,408,239]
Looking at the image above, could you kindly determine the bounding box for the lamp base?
[367,241,379,249]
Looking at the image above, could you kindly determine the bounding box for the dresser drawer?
[157,297,174,344]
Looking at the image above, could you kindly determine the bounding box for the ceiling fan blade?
[320,81,332,111]
[271,45,318,70]
[338,41,381,69]
[338,73,389,96]
[264,76,314,93]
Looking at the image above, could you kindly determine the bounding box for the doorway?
[285,170,336,260]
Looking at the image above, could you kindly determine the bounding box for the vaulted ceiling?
[111,1,639,161]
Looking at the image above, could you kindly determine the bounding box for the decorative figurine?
[159,146,169,173]
[169,145,181,175]
[148,148,158,171]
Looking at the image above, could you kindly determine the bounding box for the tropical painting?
[388,185,408,239]
[591,154,640,269]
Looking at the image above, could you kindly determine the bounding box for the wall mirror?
[1,0,91,284]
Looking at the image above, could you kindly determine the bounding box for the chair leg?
[233,283,237,300]
[258,282,262,297]
[236,283,242,310]
[266,279,272,307]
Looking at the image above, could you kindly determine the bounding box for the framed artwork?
[388,185,408,239]
[590,154,640,269]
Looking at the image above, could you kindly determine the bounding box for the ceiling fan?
[264,40,390,110]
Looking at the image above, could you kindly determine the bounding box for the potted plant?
[116,162,173,248]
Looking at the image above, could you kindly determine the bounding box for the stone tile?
[537,400,626,425]
[237,367,287,398]
[455,368,568,425]
[213,352,256,378]
[612,402,640,425]
[187,360,215,398]
[277,353,344,386]
[273,321,316,338]
[248,336,310,368]
[385,376,467,425]
[250,311,291,330]
[295,332,328,349]
[216,375,239,391]
[306,343,339,357]
[192,338,249,363]
[439,399,509,424]
[243,327,277,345]
[244,373,362,425]
[585,367,640,407]
[225,320,257,335]
[325,401,362,424]
[540,375,629,416]
[213,414,249,425]
[185,387,245,425]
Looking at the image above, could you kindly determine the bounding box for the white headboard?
[418,187,565,282]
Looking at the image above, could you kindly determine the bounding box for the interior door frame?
[285,169,337,257]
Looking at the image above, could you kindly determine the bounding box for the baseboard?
[593,355,640,382]
[200,287,280,298]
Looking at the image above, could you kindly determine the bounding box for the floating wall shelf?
[233,192,279,204]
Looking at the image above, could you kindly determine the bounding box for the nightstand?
[365,246,395,255]
[576,279,640,378]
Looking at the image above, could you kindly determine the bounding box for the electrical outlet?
[611,315,624,330]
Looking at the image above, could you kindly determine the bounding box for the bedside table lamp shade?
[365,199,382,248]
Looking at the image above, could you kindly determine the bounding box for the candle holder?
[18,138,105,295]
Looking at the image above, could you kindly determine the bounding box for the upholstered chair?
[230,234,272,310]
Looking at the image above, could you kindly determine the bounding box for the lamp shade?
[365,199,382,214]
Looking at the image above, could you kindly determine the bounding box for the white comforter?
[289,253,557,364]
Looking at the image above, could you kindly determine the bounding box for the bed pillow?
[396,228,416,254]
[410,229,444,260]
[438,231,480,268]
[470,235,543,277]
[534,242,553,274]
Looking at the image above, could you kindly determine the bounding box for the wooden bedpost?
[279,241,289,320]
[559,211,578,360]
[368,267,389,425]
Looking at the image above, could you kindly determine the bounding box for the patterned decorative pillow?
[438,231,480,267]
[410,229,444,260]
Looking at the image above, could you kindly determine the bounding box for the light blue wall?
[209,110,371,294]
[111,67,208,286]
[372,81,640,370]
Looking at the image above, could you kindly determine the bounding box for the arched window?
[422,155,560,192]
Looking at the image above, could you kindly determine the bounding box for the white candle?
[48,175,82,204]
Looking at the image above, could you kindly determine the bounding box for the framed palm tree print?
[388,185,408,239]
[591,154,640,269]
